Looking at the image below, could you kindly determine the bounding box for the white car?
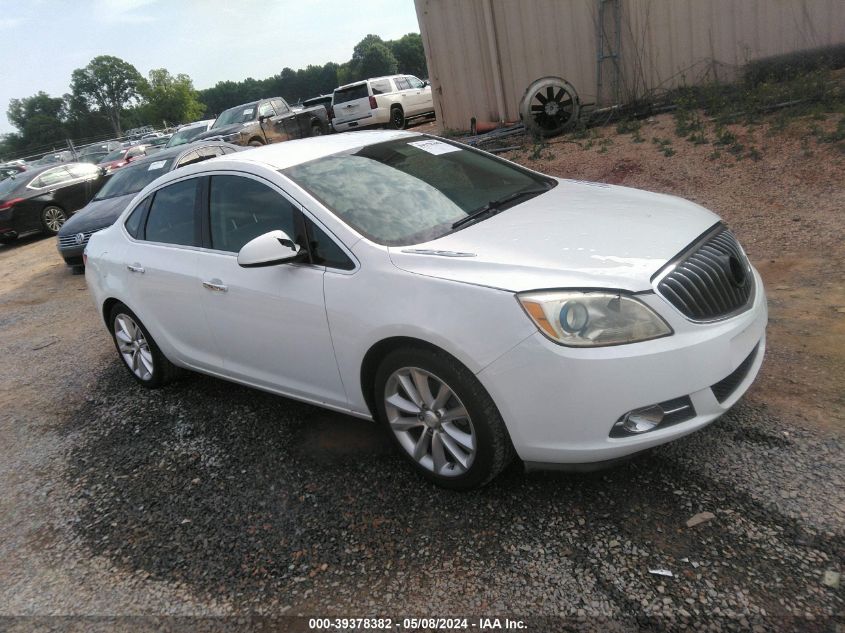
[332,75,434,132]
[85,130,767,489]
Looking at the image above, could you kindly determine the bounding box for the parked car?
[165,120,215,148]
[58,141,240,268]
[194,97,329,146]
[31,150,75,166]
[84,131,766,489]
[0,162,105,243]
[331,75,434,132]
[0,163,26,181]
[97,144,155,174]
[141,133,172,148]
[77,141,123,165]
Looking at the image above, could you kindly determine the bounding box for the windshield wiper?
[451,186,550,230]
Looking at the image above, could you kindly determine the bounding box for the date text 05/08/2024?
[308,617,527,630]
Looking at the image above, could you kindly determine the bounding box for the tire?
[41,205,68,235]
[108,302,180,388]
[0,235,15,245]
[310,122,324,136]
[389,107,406,130]
[248,139,264,147]
[374,347,514,490]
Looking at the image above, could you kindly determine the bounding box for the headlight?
[517,290,672,347]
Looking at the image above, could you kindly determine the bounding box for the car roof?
[203,130,417,171]
[335,75,408,90]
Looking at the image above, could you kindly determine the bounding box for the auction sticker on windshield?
[147,161,166,171]
[408,139,461,155]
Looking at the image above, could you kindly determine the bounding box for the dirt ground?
[0,111,842,630]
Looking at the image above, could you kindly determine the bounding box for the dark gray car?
[57,141,240,268]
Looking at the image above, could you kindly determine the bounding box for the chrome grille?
[655,225,754,321]
[58,227,103,249]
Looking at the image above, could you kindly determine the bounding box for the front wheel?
[310,122,324,136]
[374,347,514,489]
[41,205,67,234]
[248,139,264,147]
[109,303,179,388]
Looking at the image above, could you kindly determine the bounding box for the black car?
[57,141,240,267]
[0,162,105,244]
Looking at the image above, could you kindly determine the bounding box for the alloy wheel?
[113,314,154,380]
[43,206,67,233]
[384,367,476,477]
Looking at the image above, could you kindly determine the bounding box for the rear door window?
[31,167,72,188]
[370,79,392,95]
[394,77,411,91]
[144,179,199,246]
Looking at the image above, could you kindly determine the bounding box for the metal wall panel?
[415,0,845,131]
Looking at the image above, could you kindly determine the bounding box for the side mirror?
[237,230,301,268]
[423,80,430,87]
[258,114,269,123]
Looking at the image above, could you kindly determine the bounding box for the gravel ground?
[1,110,843,632]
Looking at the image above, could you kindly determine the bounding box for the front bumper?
[478,268,768,465]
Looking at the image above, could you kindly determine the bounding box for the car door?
[258,100,289,144]
[196,172,347,407]
[271,98,304,139]
[65,163,104,210]
[405,76,432,114]
[121,177,219,370]
[20,167,74,231]
[393,76,416,115]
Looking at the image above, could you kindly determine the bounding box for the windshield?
[93,157,175,200]
[283,136,554,246]
[212,104,257,128]
[100,148,126,163]
[333,84,368,105]
[166,126,205,147]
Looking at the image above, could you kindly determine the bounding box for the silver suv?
[331,75,434,132]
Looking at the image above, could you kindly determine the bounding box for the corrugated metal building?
[414,0,845,131]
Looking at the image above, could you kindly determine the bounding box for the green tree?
[70,55,144,136]
[139,69,205,127]
[388,33,428,78]
[5,92,67,153]
[349,34,398,81]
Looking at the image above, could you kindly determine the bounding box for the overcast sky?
[0,0,421,134]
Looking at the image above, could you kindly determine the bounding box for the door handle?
[126,264,145,273]
[202,280,228,292]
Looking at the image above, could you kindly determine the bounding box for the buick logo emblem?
[727,256,747,288]
[74,232,85,245]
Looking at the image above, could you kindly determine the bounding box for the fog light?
[616,405,665,435]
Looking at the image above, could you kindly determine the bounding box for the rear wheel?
[374,347,514,490]
[310,122,324,136]
[109,303,179,388]
[389,107,406,130]
[41,205,67,234]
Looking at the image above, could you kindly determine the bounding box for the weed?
[530,141,549,160]
[616,118,642,135]
[652,136,675,157]
[747,146,763,161]
[707,149,722,161]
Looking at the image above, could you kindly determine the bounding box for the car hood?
[195,124,244,140]
[59,193,134,235]
[387,179,720,293]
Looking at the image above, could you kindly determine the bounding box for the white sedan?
[85,130,767,489]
